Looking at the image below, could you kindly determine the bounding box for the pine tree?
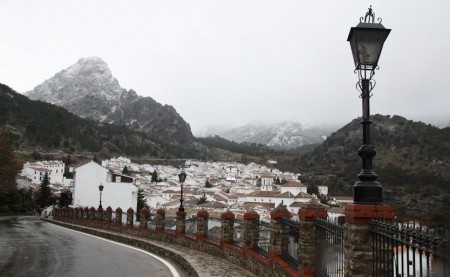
[122,166,129,174]
[0,134,20,192]
[197,194,208,205]
[136,189,147,221]
[204,180,213,188]
[37,172,53,208]
[151,170,158,183]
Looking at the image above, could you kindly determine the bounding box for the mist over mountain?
[25,57,193,145]
[198,121,334,150]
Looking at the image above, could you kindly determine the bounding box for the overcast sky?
[1,1,449,134]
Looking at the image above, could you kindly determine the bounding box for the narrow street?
[0,216,180,277]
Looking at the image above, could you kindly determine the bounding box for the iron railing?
[208,217,222,243]
[232,218,244,248]
[164,215,177,234]
[147,213,156,229]
[315,217,344,277]
[281,217,301,268]
[253,220,270,258]
[185,217,197,238]
[371,218,449,277]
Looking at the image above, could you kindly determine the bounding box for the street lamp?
[178,170,187,212]
[98,183,104,209]
[347,6,391,203]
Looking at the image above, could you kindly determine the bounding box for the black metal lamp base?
[353,181,382,203]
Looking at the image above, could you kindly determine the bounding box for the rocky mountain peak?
[24,58,194,145]
[26,56,123,106]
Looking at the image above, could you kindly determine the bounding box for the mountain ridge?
[198,121,333,149]
[25,57,194,145]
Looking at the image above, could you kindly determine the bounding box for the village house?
[72,161,138,210]
[22,160,65,184]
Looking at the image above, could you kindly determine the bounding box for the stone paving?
[46,220,256,277]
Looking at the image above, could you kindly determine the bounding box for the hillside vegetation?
[293,114,450,225]
[0,84,200,159]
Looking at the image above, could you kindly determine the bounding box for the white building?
[23,160,65,184]
[72,161,138,210]
[260,173,274,191]
[280,181,307,195]
[318,185,329,196]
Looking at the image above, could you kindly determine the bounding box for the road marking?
[52,224,180,277]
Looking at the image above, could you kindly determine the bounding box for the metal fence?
[208,217,222,243]
[148,213,156,229]
[253,220,270,258]
[232,218,244,248]
[281,217,301,268]
[315,217,344,277]
[164,215,177,234]
[371,218,449,277]
[185,217,197,238]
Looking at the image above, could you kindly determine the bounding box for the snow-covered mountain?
[25,57,194,145]
[198,121,333,150]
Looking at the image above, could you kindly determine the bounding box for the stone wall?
[51,203,401,277]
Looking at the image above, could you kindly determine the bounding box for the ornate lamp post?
[178,170,187,212]
[98,183,104,209]
[347,6,391,203]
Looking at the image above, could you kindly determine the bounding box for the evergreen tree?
[151,170,158,183]
[37,172,53,208]
[136,189,147,221]
[197,194,208,205]
[0,133,20,192]
[58,189,72,207]
[137,189,146,212]
[122,166,129,174]
[204,180,213,188]
[307,183,319,195]
[275,177,281,185]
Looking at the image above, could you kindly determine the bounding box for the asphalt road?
[0,216,180,277]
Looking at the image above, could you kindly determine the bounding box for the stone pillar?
[221,210,235,243]
[97,207,103,221]
[105,206,112,223]
[269,203,291,256]
[243,209,260,247]
[140,208,149,229]
[115,207,123,225]
[78,208,84,220]
[298,199,328,277]
[74,208,79,219]
[196,209,209,239]
[84,207,90,220]
[69,208,74,218]
[176,211,186,235]
[89,207,96,220]
[344,204,394,277]
[126,208,134,227]
[155,209,165,231]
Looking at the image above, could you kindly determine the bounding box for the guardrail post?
[74,207,79,219]
[243,209,260,247]
[298,198,328,277]
[196,209,209,239]
[344,204,394,276]
[176,211,186,235]
[156,209,165,231]
[115,207,123,225]
[140,208,150,229]
[221,210,235,243]
[269,203,291,256]
[105,206,112,223]
[97,207,103,222]
[126,208,134,227]
[89,207,96,221]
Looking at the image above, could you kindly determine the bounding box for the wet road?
[0,216,179,277]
